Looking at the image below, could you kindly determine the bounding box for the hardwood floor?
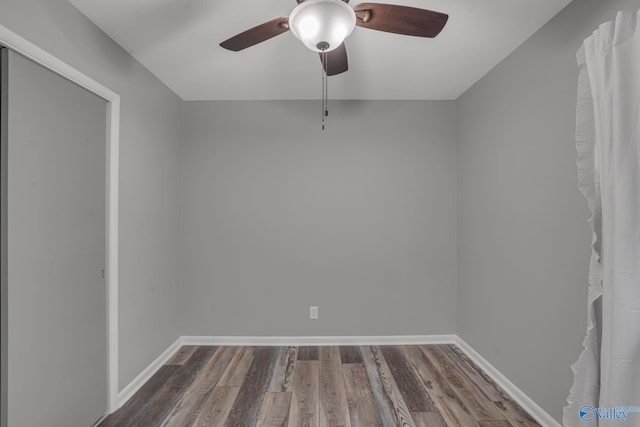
[100,345,541,427]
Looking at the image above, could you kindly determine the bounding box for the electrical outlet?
[309,306,318,320]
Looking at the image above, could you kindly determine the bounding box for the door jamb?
[0,25,120,414]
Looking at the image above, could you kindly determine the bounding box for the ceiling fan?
[220,0,449,76]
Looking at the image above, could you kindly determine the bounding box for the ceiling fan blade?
[319,43,348,76]
[220,17,290,51]
[353,3,448,38]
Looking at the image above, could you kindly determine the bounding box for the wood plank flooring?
[100,345,541,427]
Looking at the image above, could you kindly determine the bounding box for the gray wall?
[455,0,640,421]
[0,0,183,390]
[180,100,458,336]
[0,49,9,427]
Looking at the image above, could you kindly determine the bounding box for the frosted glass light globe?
[289,0,356,52]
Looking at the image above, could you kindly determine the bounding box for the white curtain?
[565,9,640,427]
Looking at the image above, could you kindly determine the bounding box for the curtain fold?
[565,9,640,427]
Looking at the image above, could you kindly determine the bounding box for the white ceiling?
[68,0,572,100]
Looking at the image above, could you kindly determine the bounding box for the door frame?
[0,25,120,413]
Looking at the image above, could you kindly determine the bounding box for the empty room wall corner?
[453,0,639,423]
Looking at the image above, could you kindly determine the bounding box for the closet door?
[2,48,107,427]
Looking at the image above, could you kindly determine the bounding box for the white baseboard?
[454,337,561,427]
[116,337,183,408]
[115,334,559,427]
[181,334,457,346]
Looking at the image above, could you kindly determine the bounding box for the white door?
[2,48,107,427]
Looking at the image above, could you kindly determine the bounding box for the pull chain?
[321,50,329,130]
[325,51,328,120]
